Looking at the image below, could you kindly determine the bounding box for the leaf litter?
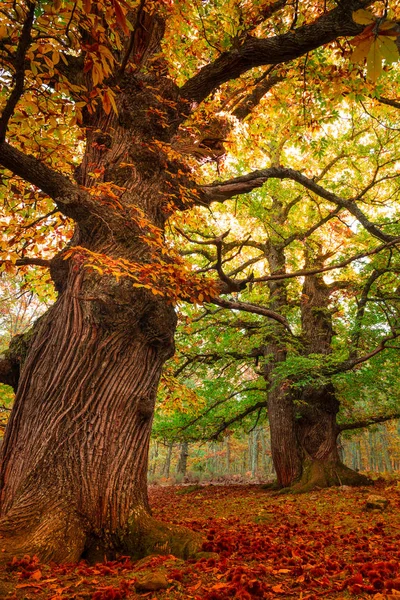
[1,481,400,599]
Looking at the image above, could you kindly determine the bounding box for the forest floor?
[1,480,400,599]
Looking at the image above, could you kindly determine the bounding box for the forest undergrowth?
[1,481,400,600]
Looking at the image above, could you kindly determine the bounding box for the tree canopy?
[0,0,400,563]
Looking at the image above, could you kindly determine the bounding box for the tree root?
[290,460,372,493]
[120,515,203,562]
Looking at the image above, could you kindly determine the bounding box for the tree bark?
[266,249,371,490]
[293,385,370,491]
[0,263,200,562]
[0,57,203,563]
[176,441,189,477]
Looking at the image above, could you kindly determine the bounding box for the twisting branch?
[173,386,266,434]
[251,239,400,284]
[200,165,397,243]
[350,269,385,353]
[0,1,35,142]
[180,1,370,105]
[210,400,268,440]
[212,297,292,332]
[0,142,88,220]
[232,72,284,121]
[331,331,400,375]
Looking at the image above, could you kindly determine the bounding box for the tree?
[166,100,400,490]
[0,0,399,562]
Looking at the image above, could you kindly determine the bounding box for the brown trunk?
[267,387,301,487]
[293,385,370,491]
[264,234,302,487]
[0,264,200,562]
[0,39,203,560]
[266,250,371,491]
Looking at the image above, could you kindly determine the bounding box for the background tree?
[0,0,399,563]
[166,98,400,490]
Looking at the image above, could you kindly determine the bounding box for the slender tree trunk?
[176,441,189,477]
[225,435,231,475]
[163,442,174,478]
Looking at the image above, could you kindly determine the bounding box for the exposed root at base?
[121,516,204,561]
[291,460,372,494]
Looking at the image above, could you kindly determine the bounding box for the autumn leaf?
[112,0,129,35]
[377,35,399,65]
[367,39,384,82]
[352,9,376,25]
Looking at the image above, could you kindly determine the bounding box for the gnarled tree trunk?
[0,14,202,562]
[266,252,370,491]
[0,248,200,563]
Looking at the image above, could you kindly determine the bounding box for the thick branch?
[376,97,400,110]
[232,73,284,120]
[201,165,397,243]
[180,1,371,105]
[339,413,400,432]
[15,257,51,268]
[212,297,292,332]
[0,141,88,219]
[0,356,19,390]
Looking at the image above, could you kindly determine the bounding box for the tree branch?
[375,97,400,110]
[339,413,400,432]
[210,400,267,440]
[0,2,35,142]
[180,1,371,105]
[211,297,292,332]
[0,141,88,219]
[200,165,397,243]
[14,258,51,268]
[232,72,284,120]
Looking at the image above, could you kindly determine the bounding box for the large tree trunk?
[266,252,371,491]
[293,385,370,491]
[0,22,203,559]
[0,263,200,562]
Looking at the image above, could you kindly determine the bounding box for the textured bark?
[0,49,202,563]
[263,230,371,490]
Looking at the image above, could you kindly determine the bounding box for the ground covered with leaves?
[1,482,400,599]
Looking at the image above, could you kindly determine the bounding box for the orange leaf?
[31,570,42,581]
[113,0,129,35]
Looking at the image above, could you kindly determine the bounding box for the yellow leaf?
[377,35,399,65]
[367,39,383,82]
[351,38,373,63]
[101,91,110,114]
[88,264,103,275]
[352,9,376,25]
[108,89,119,115]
